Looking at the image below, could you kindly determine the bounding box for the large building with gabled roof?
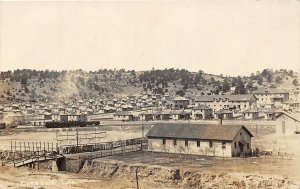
[252,88,289,108]
[146,123,253,157]
[194,94,257,111]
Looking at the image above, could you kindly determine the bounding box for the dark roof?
[195,94,256,102]
[147,123,253,141]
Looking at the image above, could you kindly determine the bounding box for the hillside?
[0,68,298,103]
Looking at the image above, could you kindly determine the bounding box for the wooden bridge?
[5,141,63,168]
[10,151,64,167]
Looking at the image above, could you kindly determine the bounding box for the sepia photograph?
[0,0,299,188]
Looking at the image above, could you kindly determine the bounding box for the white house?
[242,110,260,120]
[113,111,134,121]
[194,95,257,111]
[172,96,190,110]
[252,88,289,108]
[191,105,213,120]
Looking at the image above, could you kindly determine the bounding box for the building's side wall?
[173,100,189,109]
[113,115,133,121]
[231,128,252,157]
[255,93,289,107]
[148,138,232,157]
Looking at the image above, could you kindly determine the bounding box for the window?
[173,139,177,146]
[234,142,237,148]
[240,132,242,136]
[185,140,188,146]
[197,140,200,147]
[162,139,166,145]
[209,141,213,148]
[247,143,250,149]
[222,142,226,149]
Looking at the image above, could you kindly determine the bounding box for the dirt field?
[0,125,152,151]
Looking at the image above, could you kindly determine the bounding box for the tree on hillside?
[275,76,282,84]
[261,69,270,78]
[257,77,263,85]
[176,90,185,97]
[246,81,254,92]
[94,75,99,82]
[24,87,30,93]
[210,77,216,85]
[267,74,272,82]
[130,70,136,78]
[222,78,231,93]
[21,75,28,86]
[234,77,246,94]
[194,71,204,87]
[293,79,299,86]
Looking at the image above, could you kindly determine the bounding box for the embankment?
[76,159,299,189]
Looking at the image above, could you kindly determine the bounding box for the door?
[239,142,244,153]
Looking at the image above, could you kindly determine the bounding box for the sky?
[0,0,299,76]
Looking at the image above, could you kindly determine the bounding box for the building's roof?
[147,123,253,141]
[195,94,256,102]
[252,88,288,94]
[114,111,133,116]
[140,112,157,116]
[192,104,212,110]
[194,96,215,102]
[171,110,192,115]
[173,96,189,101]
[242,109,259,113]
[214,109,233,114]
[270,96,284,99]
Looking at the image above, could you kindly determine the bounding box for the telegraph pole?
[136,166,140,189]
[76,127,79,153]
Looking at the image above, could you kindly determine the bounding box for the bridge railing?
[58,137,148,154]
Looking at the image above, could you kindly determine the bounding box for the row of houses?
[112,107,291,122]
[173,89,295,111]
[30,112,88,126]
[0,87,298,126]
[0,110,88,126]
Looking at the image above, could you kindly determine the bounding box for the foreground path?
[0,166,168,189]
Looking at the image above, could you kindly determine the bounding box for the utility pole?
[136,166,140,189]
[76,127,79,153]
